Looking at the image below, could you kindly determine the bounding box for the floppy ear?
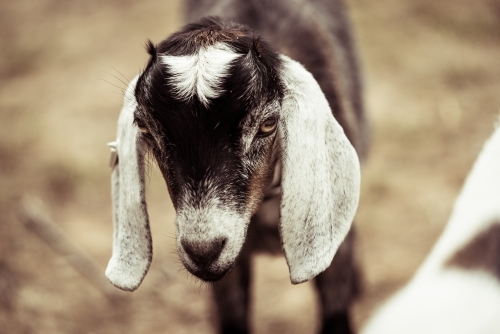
[278,56,361,284]
[105,75,152,291]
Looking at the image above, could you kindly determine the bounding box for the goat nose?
[181,237,226,267]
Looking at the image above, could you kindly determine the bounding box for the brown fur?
[181,24,248,47]
[244,138,280,218]
[446,222,500,280]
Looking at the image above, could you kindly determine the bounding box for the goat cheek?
[245,165,270,216]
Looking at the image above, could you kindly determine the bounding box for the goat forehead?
[147,104,249,192]
[156,101,246,150]
[160,43,242,108]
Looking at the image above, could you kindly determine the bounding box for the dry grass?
[1,0,499,333]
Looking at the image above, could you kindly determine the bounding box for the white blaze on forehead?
[160,43,242,107]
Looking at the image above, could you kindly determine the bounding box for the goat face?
[105,18,361,291]
[135,22,283,282]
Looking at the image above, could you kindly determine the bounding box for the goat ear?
[105,75,152,291]
[278,56,361,284]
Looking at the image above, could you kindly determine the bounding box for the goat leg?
[314,227,360,334]
[212,251,252,334]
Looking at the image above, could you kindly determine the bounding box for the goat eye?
[257,118,277,137]
[135,118,149,134]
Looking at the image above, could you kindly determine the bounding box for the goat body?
[362,124,500,334]
[106,1,367,333]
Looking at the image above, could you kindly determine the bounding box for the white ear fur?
[278,56,361,284]
[105,75,152,291]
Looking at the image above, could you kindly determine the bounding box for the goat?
[362,123,500,334]
[106,1,367,333]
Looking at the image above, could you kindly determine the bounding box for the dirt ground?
[1,0,500,333]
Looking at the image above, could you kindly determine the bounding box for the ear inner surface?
[278,56,361,284]
[105,76,153,291]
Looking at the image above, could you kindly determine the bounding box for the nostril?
[181,237,227,267]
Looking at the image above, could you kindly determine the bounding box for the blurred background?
[1,0,500,333]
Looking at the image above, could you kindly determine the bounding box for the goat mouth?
[187,266,231,282]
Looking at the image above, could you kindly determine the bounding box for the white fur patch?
[160,43,241,107]
[362,269,500,334]
[362,125,500,334]
[415,126,500,277]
